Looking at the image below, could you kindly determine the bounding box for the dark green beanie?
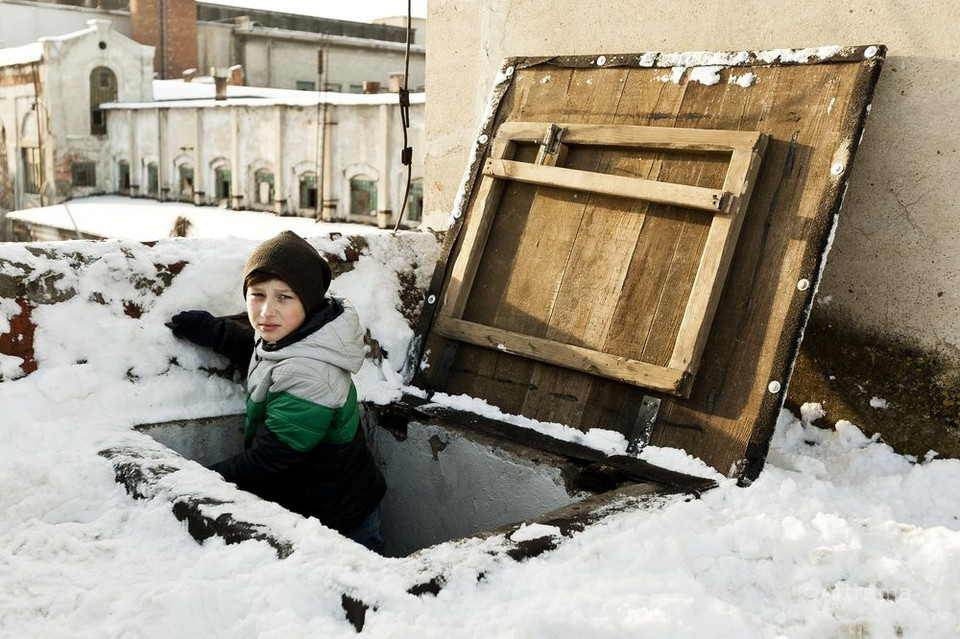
[243,231,332,315]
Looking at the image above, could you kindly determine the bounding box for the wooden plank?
[498,121,763,151]
[473,67,634,422]
[483,158,728,212]
[669,141,768,380]
[443,65,588,414]
[519,71,673,424]
[441,138,515,320]
[435,316,686,393]
[574,70,699,431]
[644,64,782,460]
[652,60,877,475]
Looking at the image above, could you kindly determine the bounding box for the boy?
[168,231,386,553]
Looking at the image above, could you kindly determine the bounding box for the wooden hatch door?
[435,121,767,397]
[415,46,885,482]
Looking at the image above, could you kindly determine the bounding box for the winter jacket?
[209,298,385,532]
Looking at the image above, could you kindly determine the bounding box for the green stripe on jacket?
[245,382,360,451]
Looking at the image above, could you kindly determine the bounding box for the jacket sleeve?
[213,315,255,369]
[208,423,309,488]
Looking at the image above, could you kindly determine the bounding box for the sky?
[201,0,428,23]
[2,198,960,637]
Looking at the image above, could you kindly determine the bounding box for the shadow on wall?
[788,310,960,460]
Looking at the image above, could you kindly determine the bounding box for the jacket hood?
[254,297,366,374]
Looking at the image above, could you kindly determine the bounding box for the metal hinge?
[626,395,661,455]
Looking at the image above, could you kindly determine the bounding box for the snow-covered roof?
[102,78,425,109]
[4,195,386,242]
[199,0,427,23]
[0,19,125,69]
[37,19,106,43]
[0,41,42,68]
[1,227,959,635]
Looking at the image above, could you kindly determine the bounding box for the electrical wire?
[393,0,413,232]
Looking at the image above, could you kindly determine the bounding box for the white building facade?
[103,88,425,225]
[1,18,425,236]
[0,19,154,217]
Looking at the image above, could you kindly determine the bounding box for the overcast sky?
[201,0,427,22]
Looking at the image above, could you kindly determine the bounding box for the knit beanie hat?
[243,231,332,315]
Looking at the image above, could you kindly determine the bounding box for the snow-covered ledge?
[0,233,719,632]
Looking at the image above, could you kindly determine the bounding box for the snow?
[730,72,756,88]
[4,195,390,243]
[0,41,42,67]
[199,0,427,23]
[644,46,856,87]
[110,79,426,109]
[756,46,846,64]
[2,204,960,637]
[688,66,724,86]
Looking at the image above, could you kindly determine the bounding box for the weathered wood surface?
[482,157,729,212]
[438,123,765,394]
[418,47,885,481]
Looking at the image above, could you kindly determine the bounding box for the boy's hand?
[166,310,225,348]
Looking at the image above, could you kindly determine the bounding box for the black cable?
[394,0,413,232]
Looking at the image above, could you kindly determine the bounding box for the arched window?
[118,160,130,193]
[90,67,117,135]
[299,172,318,210]
[349,176,377,216]
[215,166,231,202]
[255,169,275,205]
[0,125,11,209]
[178,164,194,200]
[146,162,159,197]
[21,148,42,195]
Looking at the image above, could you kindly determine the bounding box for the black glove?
[166,310,225,349]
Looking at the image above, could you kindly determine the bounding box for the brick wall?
[130,0,197,79]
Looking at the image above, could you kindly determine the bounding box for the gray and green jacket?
[210,298,385,532]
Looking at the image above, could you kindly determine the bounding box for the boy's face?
[246,278,306,344]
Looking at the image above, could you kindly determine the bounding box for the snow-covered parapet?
[0,232,441,419]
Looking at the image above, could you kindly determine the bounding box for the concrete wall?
[0,61,39,213]
[230,30,425,93]
[422,0,960,452]
[0,1,132,48]
[106,96,425,224]
[0,19,153,214]
[40,20,154,200]
[366,417,578,556]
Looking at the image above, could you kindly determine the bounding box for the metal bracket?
[626,395,661,455]
[535,123,565,165]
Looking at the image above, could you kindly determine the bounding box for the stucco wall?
[0,19,153,212]
[422,0,960,364]
[0,2,132,48]
[106,97,425,222]
[207,29,426,94]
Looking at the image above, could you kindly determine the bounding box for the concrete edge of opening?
[102,404,717,629]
